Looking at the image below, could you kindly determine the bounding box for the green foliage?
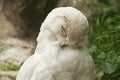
[0,62,21,71]
[89,0,120,80]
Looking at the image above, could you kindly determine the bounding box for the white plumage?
[16,7,95,80]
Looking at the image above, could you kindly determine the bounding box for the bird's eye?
[61,26,67,37]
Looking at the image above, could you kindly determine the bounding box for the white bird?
[16,7,95,80]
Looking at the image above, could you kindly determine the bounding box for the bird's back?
[29,47,95,80]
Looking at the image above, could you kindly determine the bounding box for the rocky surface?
[0,37,35,65]
[0,5,17,38]
[56,0,93,18]
[0,5,35,80]
[0,71,17,80]
[0,2,35,67]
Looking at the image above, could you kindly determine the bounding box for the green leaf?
[97,52,106,59]
[100,62,117,74]
[89,45,97,53]
[103,6,115,12]
[116,56,120,63]
[116,26,120,29]
[105,17,113,24]
[96,17,100,26]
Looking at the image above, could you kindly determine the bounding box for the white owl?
[16,7,95,80]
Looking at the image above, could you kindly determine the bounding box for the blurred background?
[0,0,119,80]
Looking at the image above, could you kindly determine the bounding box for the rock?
[0,71,17,80]
[56,0,93,18]
[2,0,58,38]
[0,3,17,37]
[0,37,35,66]
[0,0,36,69]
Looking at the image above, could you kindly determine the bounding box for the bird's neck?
[34,39,61,54]
[34,39,88,55]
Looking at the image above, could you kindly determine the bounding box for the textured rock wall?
[0,71,17,80]
[56,0,93,18]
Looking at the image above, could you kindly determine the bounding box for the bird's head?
[37,7,89,49]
